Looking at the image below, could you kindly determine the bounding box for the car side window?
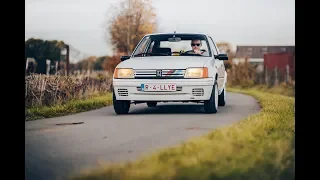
[208,36,218,55]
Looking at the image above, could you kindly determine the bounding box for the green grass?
[69,88,295,180]
[25,93,113,121]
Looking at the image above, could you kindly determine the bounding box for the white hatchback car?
[112,32,228,114]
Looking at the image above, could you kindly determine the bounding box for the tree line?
[25,38,66,74]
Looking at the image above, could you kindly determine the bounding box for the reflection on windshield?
[132,34,212,57]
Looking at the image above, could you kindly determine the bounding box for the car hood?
[117,56,212,69]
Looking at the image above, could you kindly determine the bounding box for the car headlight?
[184,67,208,78]
[114,68,134,78]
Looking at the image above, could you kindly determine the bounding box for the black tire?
[204,82,218,114]
[147,102,157,107]
[113,92,130,114]
[218,86,226,106]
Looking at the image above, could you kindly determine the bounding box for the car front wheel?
[113,92,130,114]
[204,82,218,113]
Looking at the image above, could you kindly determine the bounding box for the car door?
[208,36,225,92]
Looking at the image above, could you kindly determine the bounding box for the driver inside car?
[190,39,208,55]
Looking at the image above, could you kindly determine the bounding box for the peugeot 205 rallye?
[112,32,228,114]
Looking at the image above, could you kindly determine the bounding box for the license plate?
[141,84,176,92]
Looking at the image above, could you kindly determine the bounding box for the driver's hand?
[194,49,201,54]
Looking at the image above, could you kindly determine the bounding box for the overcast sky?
[25,0,295,61]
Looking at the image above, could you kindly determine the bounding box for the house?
[233,45,295,72]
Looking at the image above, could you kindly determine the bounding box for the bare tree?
[105,0,157,55]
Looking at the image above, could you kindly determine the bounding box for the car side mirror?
[214,53,228,60]
[120,55,131,61]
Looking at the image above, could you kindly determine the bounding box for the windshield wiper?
[133,52,169,57]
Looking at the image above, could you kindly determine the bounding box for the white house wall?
[232,58,263,64]
[232,58,264,73]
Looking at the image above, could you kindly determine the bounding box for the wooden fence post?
[46,59,51,75]
[232,67,235,85]
[286,64,290,84]
[26,58,29,71]
[265,68,268,85]
[274,66,279,86]
[55,61,58,75]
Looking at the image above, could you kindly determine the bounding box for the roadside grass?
[70,88,295,180]
[25,93,113,121]
[228,84,295,97]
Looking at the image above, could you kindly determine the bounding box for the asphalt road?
[25,92,260,180]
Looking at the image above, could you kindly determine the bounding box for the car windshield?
[132,34,212,57]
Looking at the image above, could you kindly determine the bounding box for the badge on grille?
[156,70,162,77]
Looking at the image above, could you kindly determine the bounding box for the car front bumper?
[113,78,214,101]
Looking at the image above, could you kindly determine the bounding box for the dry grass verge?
[25,74,112,121]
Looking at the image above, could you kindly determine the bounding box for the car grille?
[134,69,186,79]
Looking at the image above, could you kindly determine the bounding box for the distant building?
[233,45,295,72]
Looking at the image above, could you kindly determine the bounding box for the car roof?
[145,32,210,37]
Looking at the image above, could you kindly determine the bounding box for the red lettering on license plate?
[142,84,176,91]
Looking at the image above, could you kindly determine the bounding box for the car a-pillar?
[203,74,218,113]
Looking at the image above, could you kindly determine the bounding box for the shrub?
[227,59,295,89]
[227,60,257,88]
